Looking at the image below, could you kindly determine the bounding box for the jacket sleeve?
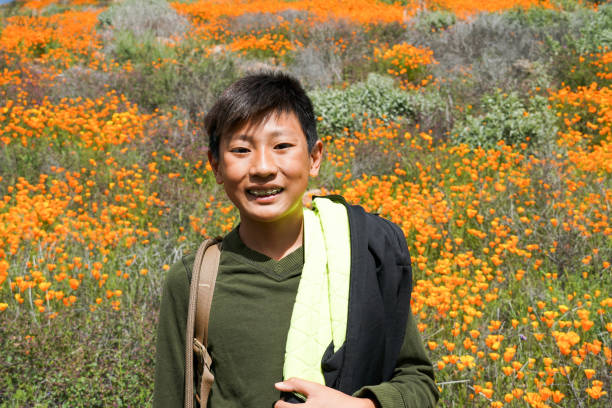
[352,311,440,407]
[353,215,439,407]
[153,259,191,408]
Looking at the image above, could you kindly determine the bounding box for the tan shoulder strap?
[195,238,222,347]
[184,237,222,408]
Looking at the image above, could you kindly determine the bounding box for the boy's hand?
[274,378,376,408]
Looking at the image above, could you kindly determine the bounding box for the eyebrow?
[233,130,288,140]
[234,133,251,141]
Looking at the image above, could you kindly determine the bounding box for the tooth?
[250,188,280,196]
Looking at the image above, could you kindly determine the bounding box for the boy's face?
[209,111,323,229]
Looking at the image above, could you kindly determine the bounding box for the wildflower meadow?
[0,0,610,406]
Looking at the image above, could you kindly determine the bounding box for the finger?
[275,377,319,397]
[273,400,292,408]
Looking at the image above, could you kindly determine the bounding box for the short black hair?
[205,71,318,159]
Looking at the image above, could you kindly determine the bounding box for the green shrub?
[311,73,450,138]
[364,21,407,45]
[113,41,237,116]
[96,27,237,115]
[168,50,238,120]
[503,4,612,55]
[504,5,569,28]
[96,0,224,114]
[311,74,411,136]
[505,4,612,87]
[112,29,174,65]
[451,90,558,150]
[409,9,456,33]
[572,3,612,55]
[555,4,612,87]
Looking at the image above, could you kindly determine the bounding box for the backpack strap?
[185,237,222,408]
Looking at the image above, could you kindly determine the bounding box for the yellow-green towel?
[283,197,351,385]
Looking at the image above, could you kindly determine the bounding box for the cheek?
[215,155,240,184]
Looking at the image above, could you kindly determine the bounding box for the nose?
[249,147,277,179]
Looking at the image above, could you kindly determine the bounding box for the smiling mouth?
[247,187,283,198]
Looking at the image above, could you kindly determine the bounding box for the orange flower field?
[0,0,610,406]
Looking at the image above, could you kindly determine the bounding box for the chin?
[241,204,303,225]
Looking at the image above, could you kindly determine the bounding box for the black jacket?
[314,195,414,395]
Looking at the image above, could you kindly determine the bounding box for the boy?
[153,72,439,407]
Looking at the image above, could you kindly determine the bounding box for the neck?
[238,210,304,261]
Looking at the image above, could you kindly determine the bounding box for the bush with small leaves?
[571,3,612,55]
[311,73,450,138]
[552,4,612,87]
[505,4,612,87]
[451,90,558,150]
[409,9,456,33]
[311,74,408,136]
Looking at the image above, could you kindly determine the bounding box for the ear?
[308,140,323,177]
[208,150,224,185]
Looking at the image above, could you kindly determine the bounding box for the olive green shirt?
[153,228,439,407]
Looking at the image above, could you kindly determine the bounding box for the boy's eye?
[274,143,293,150]
[230,147,250,154]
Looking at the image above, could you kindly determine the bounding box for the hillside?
[0,1,610,406]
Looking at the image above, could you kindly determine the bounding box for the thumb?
[275,377,319,397]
